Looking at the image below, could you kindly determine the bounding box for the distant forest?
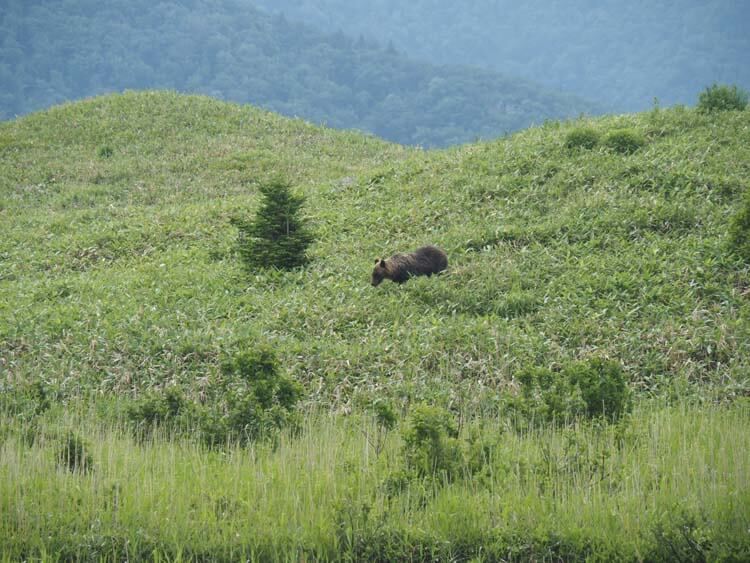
[254,0,750,112]
[0,0,598,147]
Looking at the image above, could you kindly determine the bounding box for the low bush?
[401,404,462,481]
[366,399,397,457]
[127,347,302,447]
[0,381,54,445]
[0,380,52,419]
[697,83,749,113]
[126,386,191,439]
[604,128,646,154]
[508,365,586,428]
[505,358,631,428]
[201,347,302,447]
[564,127,600,150]
[565,358,630,420]
[397,404,501,487]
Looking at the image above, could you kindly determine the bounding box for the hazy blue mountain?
[253,0,750,112]
[0,0,598,146]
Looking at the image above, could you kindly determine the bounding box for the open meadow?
[1,91,749,560]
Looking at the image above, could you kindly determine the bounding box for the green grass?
[2,400,749,560]
[1,91,750,559]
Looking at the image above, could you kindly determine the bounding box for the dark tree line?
[0,0,597,147]
[253,0,750,112]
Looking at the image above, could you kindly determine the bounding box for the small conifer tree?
[233,180,314,270]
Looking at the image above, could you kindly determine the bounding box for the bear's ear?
[374,258,380,264]
[379,259,386,267]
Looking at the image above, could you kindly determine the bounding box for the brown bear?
[371,245,448,286]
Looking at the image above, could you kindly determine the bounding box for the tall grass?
[2,400,749,560]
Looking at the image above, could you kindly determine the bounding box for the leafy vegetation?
[564,126,600,150]
[2,402,749,560]
[127,386,191,439]
[254,0,750,112]
[0,0,597,146]
[56,430,93,473]
[697,83,749,113]
[401,404,462,480]
[505,358,631,429]
[127,347,301,447]
[1,91,750,558]
[603,127,647,155]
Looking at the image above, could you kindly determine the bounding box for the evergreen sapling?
[234,180,314,270]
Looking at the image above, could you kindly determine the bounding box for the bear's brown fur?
[371,245,448,286]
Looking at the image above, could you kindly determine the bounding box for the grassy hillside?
[2,91,748,403]
[1,91,750,559]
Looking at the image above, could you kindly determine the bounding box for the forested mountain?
[253,0,750,112]
[0,0,597,147]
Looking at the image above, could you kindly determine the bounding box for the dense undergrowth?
[1,400,749,561]
[1,91,750,559]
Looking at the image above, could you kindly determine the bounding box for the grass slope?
[1,91,748,403]
[1,91,750,559]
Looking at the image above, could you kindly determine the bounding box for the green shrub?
[697,83,749,113]
[56,431,93,473]
[373,399,397,432]
[126,386,191,439]
[202,347,302,447]
[367,399,397,457]
[401,404,462,480]
[98,145,114,158]
[564,127,600,150]
[649,508,713,562]
[232,180,314,271]
[509,365,587,427]
[0,381,54,445]
[728,188,750,262]
[563,358,630,421]
[126,348,302,447]
[604,128,646,154]
[506,358,631,428]
[0,380,52,419]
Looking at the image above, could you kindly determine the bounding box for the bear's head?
[371,258,388,286]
